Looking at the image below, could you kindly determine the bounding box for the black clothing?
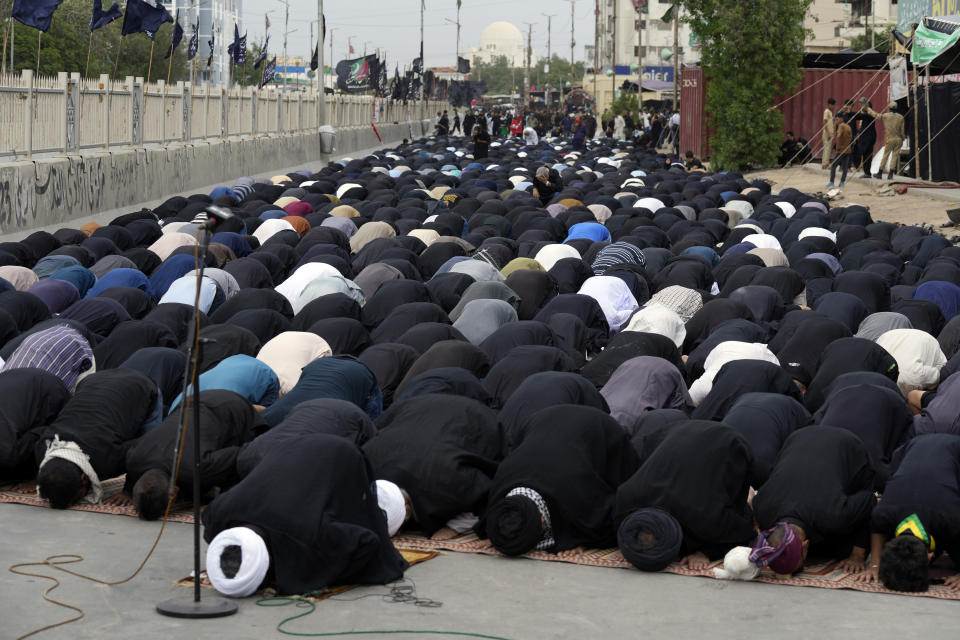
[365,394,503,534]
[615,420,756,560]
[202,435,407,595]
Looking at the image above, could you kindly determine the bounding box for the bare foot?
[557,547,585,561]
[104,493,133,507]
[430,527,458,541]
[944,574,960,590]
[680,552,710,570]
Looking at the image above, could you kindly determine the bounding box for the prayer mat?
[174,549,438,600]
[0,476,195,523]
[392,532,960,601]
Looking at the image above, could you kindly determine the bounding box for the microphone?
[201,205,236,229]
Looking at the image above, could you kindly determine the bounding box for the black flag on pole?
[121,0,172,40]
[311,44,319,71]
[260,57,277,88]
[457,56,470,74]
[90,0,122,32]
[165,12,183,59]
[12,0,63,32]
[187,21,199,60]
[335,55,378,93]
[255,37,269,69]
[207,34,215,68]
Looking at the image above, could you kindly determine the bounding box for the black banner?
[335,55,379,93]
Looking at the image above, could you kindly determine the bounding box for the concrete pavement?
[1,503,956,640]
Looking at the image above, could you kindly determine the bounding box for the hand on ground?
[944,574,960,590]
[104,492,133,507]
[429,527,459,541]
[836,556,865,573]
[852,566,879,584]
[557,546,585,561]
[680,552,710,570]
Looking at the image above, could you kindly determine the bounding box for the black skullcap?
[617,508,683,572]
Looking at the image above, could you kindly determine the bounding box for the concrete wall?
[0,120,431,234]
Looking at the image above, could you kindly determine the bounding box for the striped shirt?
[2,324,94,391]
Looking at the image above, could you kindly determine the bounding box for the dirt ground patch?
[744,165,959,232]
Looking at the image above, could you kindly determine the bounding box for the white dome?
[480,21,523,52]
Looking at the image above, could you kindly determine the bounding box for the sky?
[237,0,597,68]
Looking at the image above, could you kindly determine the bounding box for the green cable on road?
[256,595,514,639]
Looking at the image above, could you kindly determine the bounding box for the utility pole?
[279,0,290,87]
[672,2,678,110]
[567,0,575,111]
[456,3,461,67]
[638,0,643,125]
[612,0,617,115]
[523,22,533,109]
[418,0,424,106]
[544,14,556,107]
[593,0,599,115]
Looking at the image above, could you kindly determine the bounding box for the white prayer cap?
[742,233,782,251]
[798,227,837,243]
[773,201,797,218]
[713,547,760,581]
[206,527,270,598]
[376,480,406,536]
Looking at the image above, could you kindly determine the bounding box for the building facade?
[805,0,899,51]
[589,0,701,73]
[160,0,242,86]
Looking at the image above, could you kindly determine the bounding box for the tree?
[472,55,516,95]
[684,0,810,169]
[532,54,585,93]
[1,0,189,81]
[849,25,893,54]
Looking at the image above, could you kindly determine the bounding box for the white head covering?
[798,227,837,243]
[688,341,779,405]
[622,303,687,348]
[534,244,581,271]
[634,197,665,212]
[713,546,760,581]
[741,233,782,251]
[773,201,797,218]
[875,328,947,394]
[256,332,333,395]
[408,229,440,247]
[37,436,103,504]
[578,276,640,334]
[205,526,270,598]
[147,232,198,262]
[275,262,344,304]
[376,480,406,536]
[252,218,296,244]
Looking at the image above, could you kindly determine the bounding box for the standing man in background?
[822,98,836,170]
[874,102,905,180]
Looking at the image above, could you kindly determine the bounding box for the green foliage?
[603,93,639,121]
[849,25,893,54]
[471,53,584,97]
[0,0,191,81]
[684,0,811,169]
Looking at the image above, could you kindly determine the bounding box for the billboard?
[898,0,960,31]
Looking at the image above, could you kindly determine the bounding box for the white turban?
[713,546,760,581]
[206,526,270,598]
[376,480,406,537]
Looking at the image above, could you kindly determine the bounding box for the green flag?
[661,4,674,23]
[911,22,960,66]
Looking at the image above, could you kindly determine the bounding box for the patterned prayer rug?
[392,532,960,601]
[0,476,196,523]
[174,549,439,601]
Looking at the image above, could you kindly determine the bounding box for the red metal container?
[680,66,709,159]
[680,66,891,162]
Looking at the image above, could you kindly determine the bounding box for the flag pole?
[85,32,94,78]
[147,40,156,84]
[166,45,175,86]
[114,36,124,77]
[2,18,10,75]
[36,30,41,73]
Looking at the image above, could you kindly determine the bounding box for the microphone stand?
[157,216,238,619]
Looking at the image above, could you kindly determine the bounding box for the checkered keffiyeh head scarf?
[650,285,703,322]
[506,487,555,550]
